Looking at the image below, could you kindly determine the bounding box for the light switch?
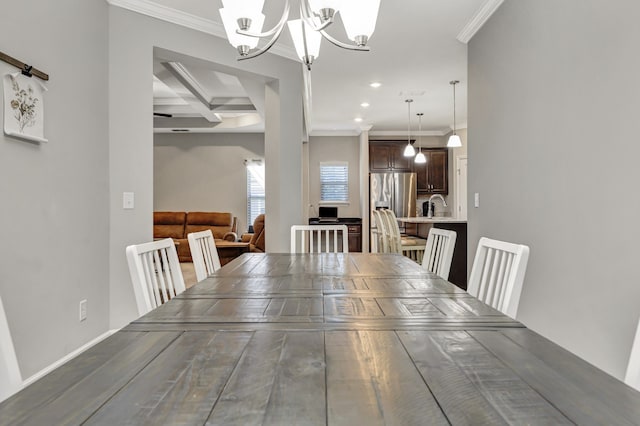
[123,192,134,209]
[474,193,480,208]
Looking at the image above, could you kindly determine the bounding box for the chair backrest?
[467,237,530,318]
[422,228,457,280]
[625,318,640,391]
[291,225,349,253]
[188,230,221,282]
[126,238,186,316]
[0,295,22,402]
[371,210,388,253]
[380,209,402,253]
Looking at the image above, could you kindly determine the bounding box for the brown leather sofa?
[154,211,238,261]
[241,214,265,253]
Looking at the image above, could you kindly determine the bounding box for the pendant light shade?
[447,134,462,148]
[414,112,426,163]
[447,80,462,148]
[220,8,265,52]
[340,0,381,46]
[403,99,415,157]
[287,19,322,69]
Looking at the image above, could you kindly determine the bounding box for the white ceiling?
[132,0,504,135]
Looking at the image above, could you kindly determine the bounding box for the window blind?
[320,162,349,202]
[246,163,265,229]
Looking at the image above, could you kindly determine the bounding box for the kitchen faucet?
[427,194,447,218]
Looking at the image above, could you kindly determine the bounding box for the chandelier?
[219,0,381,70]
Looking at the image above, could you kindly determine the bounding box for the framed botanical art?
[3,72,47,143]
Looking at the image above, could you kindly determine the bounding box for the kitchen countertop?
[397,217,467,224]
[308,217,362,225]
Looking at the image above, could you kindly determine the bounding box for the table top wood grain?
[2,253,640,425]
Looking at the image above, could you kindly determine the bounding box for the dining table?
[1,253,640,425]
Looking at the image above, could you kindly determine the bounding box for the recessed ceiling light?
[360,102,370,108]
[354,118,363,122]
[369,82,381,88]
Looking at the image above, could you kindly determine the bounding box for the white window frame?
[319,161,349,205]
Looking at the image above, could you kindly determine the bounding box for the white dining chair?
[625,318,640,391]
[126,238,186,316]
[371,210,389,253]
[381,209,427,262]
[188,230,221,282]
[0,294,22,402]
[467,237,530,319]
[291,225,349,253]
[422,228,457,280]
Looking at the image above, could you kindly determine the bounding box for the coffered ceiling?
[111,0,504,135]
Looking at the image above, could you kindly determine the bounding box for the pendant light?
[403,99,416,157]
[447,80,462,148]
[414,113,426,163]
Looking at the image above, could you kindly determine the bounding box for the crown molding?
[106,0,298,61]
[456,0,505,44]
[309,130,363,137]
[369,130,448,137]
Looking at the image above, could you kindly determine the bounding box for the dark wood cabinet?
[369,141,412,172]
[414,148,448,194]
[370,142,448,194]
[346,224,362,253]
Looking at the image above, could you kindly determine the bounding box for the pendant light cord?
[450,80,459,136]
[417,113,423,152]
[406,99,412,144]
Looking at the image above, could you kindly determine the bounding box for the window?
[320,162,349,203]
[246,161,265,230]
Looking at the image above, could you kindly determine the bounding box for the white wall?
[108,7,303,328]
[468,0,640,378]
[0,0,109,377]
[154,133,264,234]
[308,136,361,218]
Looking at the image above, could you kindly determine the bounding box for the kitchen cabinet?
[346,224,362,253]
[369,141,413,172]
[415,148,448,194]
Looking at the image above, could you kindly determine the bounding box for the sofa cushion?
[186,212,235,240]
[153,211,186,239]
[250,214,265,252]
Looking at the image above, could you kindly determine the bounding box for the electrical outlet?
[79,299,87,322]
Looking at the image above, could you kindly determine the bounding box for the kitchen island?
[398,217,468,289]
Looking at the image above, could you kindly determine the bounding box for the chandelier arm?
[238,21,287,60]
[236,0,290,38]
[318,29,370,51]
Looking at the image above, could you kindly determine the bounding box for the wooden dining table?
[2,253,640,425]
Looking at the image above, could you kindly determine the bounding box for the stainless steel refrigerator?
[370,172,417,233]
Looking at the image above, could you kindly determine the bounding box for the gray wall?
[308,136,361,218]
[108,7,303,328]
[0,0,109,377]
[468,0,640,378]
[154,133,264,234]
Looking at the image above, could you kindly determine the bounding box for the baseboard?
[21,329,119,388]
